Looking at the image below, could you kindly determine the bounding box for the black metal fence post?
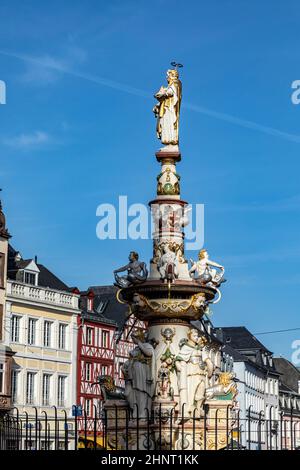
[33,407,38,450]
[290,407,293,451]
[93,405,97,451]
[74,409,78,450]
[84,409,88,450]
[192,408,196,450]
[247,405,252,450]
[214,409,219,451]
[169,407,174,451]
[61,409,68,450]
[52,406,58,451]
[24,411,29,450]
[258,411,264,450]
[181,403,185,451]
[42,411,47,450]
[269,405,274,450]
[203,403,208,450]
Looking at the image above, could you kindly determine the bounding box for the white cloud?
[15,46,87,86]
[2,131,51,150]
[1,48,300,143]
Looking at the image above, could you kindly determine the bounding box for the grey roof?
[7,244,70,291]
[36,264,69,291]
[274,357,300,394]
[222,343,250,362]
[215,326,279,375]
[86,285,129,328]
[215,326,272,354]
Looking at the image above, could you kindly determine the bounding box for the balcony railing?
[7,281,79,310]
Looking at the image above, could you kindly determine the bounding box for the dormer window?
[87,291,94,312]
[16,259,40,286]
[268,356,273,367]
[87,297,93,311]
[24,272,37,285]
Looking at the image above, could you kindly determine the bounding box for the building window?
[42,374,51,406]
[43,321,52,347]
[24,272,36,285]
[57,376,66,407]
[87,297,93,311]
[86,327,93,346]
[85,399,91,417]
[11,370,18,402]
[85,362,92,382]
[0,363,4,393]
[102,330,109,348]
[58,324,67,350]
[26,372,35,405]
[11,315,20,343]
[28,318,37,345]
[101,365,108,376]
[0,253,5,288]
[0,304,3,342]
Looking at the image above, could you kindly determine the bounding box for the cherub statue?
[157,243,179,281]
[114,251,148,288]
[189,249,225,287]
[153,68,182,148]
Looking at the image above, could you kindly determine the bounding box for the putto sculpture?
[153,68,182,148]
[157,243,179,281]
[114,251,148,288]
[189,249,225,287]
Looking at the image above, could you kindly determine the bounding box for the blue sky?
[1,0,300,361]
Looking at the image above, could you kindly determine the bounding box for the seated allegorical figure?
[189,249,225,287]
[114,251,148,288]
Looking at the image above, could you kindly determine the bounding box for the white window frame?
[43,321,52,348]
[11,369,19,403]
[11,315,21,343]
[24,271,37,286]
[101,330,109,348]
[86,327,93,346]
[26,372,36,405]
[58,323,67,350]
[85,398,91,417]
[85,362,92,382]
[28,318,38,345]
[57,375,66,407]
[0,363,4,394]
[42,373,51,406]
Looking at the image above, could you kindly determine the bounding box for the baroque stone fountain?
[103,65,237,450]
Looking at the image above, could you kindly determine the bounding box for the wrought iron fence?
[0,406,300,450]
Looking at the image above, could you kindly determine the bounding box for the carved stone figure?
[205,372,237,400]
[175,328,214,416]
[152,239,184,265]
[189,249,225,287]
[114,251,148,288]
[153,69,182,147]
[97,375,125,400]
[157,243,179,281]
[122,330,156,418]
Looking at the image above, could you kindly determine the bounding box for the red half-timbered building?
[76,285,146,435]
[77,289,117,433]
